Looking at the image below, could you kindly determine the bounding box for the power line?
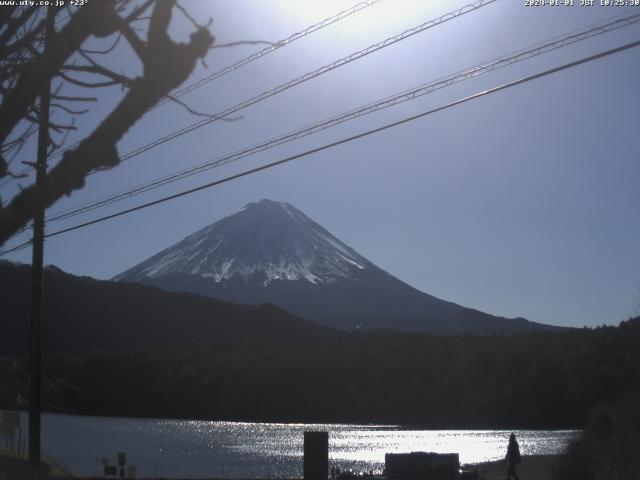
[44,11,640,223]
[0,0,497,248]
[154,0,385,108]
[0,238,32,257]
[92,0,498,168]
[0,0,385,186]
[14,38,636,247]
[26,0,496,214]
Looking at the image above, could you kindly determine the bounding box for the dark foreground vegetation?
[1,260,639,430]
[554,391,640,479]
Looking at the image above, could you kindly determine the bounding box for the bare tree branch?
[50,94,98,102]
[147,0,172,46]
[165,94,242,121]
[0,1,123,175]
[1,16,46,58]
[0,7,39,49]
[24,114,76,133]
[0,0,214,245]
[50,103,90,115]
[5,170,30,180]
[60,64,134,87]
[79,32,123,55]
[124,0,155,22]
[56,70,124,89]
[117,20,148,61]
[48,118,76,154]
[175,2,210,29]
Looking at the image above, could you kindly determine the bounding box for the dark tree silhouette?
[0,0,214,246]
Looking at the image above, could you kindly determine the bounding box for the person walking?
[506,433,521,480]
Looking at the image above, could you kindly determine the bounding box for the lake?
[8,412,577,478]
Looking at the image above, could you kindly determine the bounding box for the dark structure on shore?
[304,431,329,480]
[385,452,459,480]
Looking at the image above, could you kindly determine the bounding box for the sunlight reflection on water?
[14,412,577,479]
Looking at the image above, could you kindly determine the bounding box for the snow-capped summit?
[114,199,370,286]
[115,199,554,334]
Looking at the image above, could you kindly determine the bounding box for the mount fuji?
[114,199,553,334]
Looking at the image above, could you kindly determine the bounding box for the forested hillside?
[2,318,638,428]
[0,261,338,355]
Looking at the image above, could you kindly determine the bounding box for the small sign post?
[304,431,329,480]
[118,452,126,479]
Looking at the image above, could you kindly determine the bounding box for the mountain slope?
[115,199,556,335]
[114,199,370,285]
[0,260,339,356]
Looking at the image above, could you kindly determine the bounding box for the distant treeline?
[1,318,639,429]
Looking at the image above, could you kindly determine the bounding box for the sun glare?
[274,0,434,36]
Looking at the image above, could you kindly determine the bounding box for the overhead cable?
[0,0,385,186]
[17,0,495,203]
[45,11,640,223]
[5,38,631,250]
[93,0,498,168]
[154,0,385,108]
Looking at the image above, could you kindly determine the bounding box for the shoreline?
[1,407,582,431]
[471,454,559,480]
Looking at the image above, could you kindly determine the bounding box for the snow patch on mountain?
[114,199,371,286]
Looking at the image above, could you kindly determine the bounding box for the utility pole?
[28,6,54,480]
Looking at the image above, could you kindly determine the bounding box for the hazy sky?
[2,0,639,328]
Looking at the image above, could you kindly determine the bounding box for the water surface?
[11,412,576,478]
